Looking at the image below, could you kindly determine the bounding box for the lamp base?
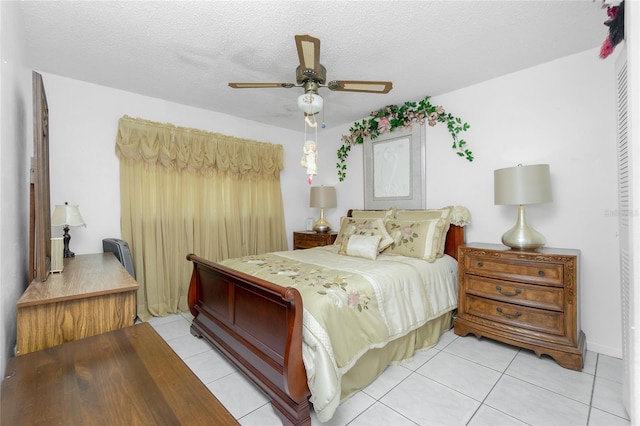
[62,226,75,258]
[313,208,331,233]
[313,221,331,233]
[501,205,546,250]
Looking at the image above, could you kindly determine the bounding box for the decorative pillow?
[395,207,453,257]
[350,207,396,220]
[395,207,452,222]
[383,218,446,262]
[450,205,472,227]
[334,217,394,252]
[338,234,382,260]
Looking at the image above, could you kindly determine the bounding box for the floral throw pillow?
[334,217,394,252]
[383,218,446,262]
[396,207,452,257]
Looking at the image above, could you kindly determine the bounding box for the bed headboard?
[346,209,465,260]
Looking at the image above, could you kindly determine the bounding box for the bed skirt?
[338,311,453,401]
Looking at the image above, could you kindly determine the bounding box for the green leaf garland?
[336,96,472,181]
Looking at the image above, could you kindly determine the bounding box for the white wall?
[429,48,620,357]
[41,72,312,253]
[41,46,621,357]
[317,49,621,357]
[0,1,31,377]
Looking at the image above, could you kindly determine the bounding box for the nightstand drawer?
[464,275,564,311]
[465,295,565,336]
[295,236,324,249]
[463,255,564,287]
[293,231,337,249]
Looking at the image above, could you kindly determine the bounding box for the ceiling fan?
[229,34,393,115]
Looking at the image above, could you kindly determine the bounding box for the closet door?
[616,45,637,421]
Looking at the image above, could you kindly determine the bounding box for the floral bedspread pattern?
[219,245,458,422]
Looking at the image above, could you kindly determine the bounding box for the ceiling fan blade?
[295,35,321,75]
[327,80,393,94]
[229,82,295,89]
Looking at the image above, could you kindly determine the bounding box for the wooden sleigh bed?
[187,210,465,425]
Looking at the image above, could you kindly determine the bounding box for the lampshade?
[309,186,336,209]
[494,164,552,206]
[309,186,336,233]
[51,202,86,258]
[51,203,86,227]
[297,92,323,115]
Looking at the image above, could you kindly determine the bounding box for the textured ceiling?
[18,1,607,132]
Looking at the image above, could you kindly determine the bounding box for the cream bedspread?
[219,245,458,422]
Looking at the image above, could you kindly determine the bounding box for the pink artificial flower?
[376,116,391,134]
[600,36,614,59]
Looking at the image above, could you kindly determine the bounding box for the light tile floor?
[147,313,631,426]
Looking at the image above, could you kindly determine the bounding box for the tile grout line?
[151,316,627,426]
[465,347,523,426]
[584,353,599,425]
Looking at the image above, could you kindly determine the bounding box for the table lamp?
[51,202,86,257]
[494,164,552,250]
[309,186,336,233]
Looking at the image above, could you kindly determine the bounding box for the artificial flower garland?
[600,1,625,59]
[336,96,472,181]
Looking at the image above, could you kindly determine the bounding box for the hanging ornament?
[300,139,317,184]
[298,91,322,184]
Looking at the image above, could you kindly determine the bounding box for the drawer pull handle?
[538,270,545,276]
[496,307,522,319]
[495,286,522,297]
[477,261,483,268]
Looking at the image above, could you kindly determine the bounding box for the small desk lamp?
[309,186,336,233]
[51,202,86,258]
[494,164,552,250]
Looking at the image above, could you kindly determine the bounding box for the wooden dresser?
[293,231,337,249]
[454,243,585,370]
[2,323,238,425]
[16,253,138,355]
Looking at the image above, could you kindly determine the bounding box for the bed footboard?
[186,254,310,426]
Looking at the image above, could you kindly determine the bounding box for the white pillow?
[339,234,382,260]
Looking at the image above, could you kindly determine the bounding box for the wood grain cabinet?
[454,243,586,371]
[16,253,138,355]
[293,231,337,249]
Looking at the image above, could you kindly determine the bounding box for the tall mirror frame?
[29,71,52,283]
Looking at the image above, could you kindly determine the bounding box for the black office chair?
[102,238,135,279]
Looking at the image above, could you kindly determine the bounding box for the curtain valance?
[115,115,284,179]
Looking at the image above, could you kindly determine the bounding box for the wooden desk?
[16,253,138,355]
[2,323,238,425]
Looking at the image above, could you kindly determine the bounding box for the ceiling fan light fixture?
[297,92,323,115]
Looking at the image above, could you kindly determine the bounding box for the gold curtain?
[115,116,287,320]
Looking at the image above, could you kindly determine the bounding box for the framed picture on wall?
[364,125,424,210]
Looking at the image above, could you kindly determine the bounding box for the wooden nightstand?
[454,243,585,371]
[293,231,337,249]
